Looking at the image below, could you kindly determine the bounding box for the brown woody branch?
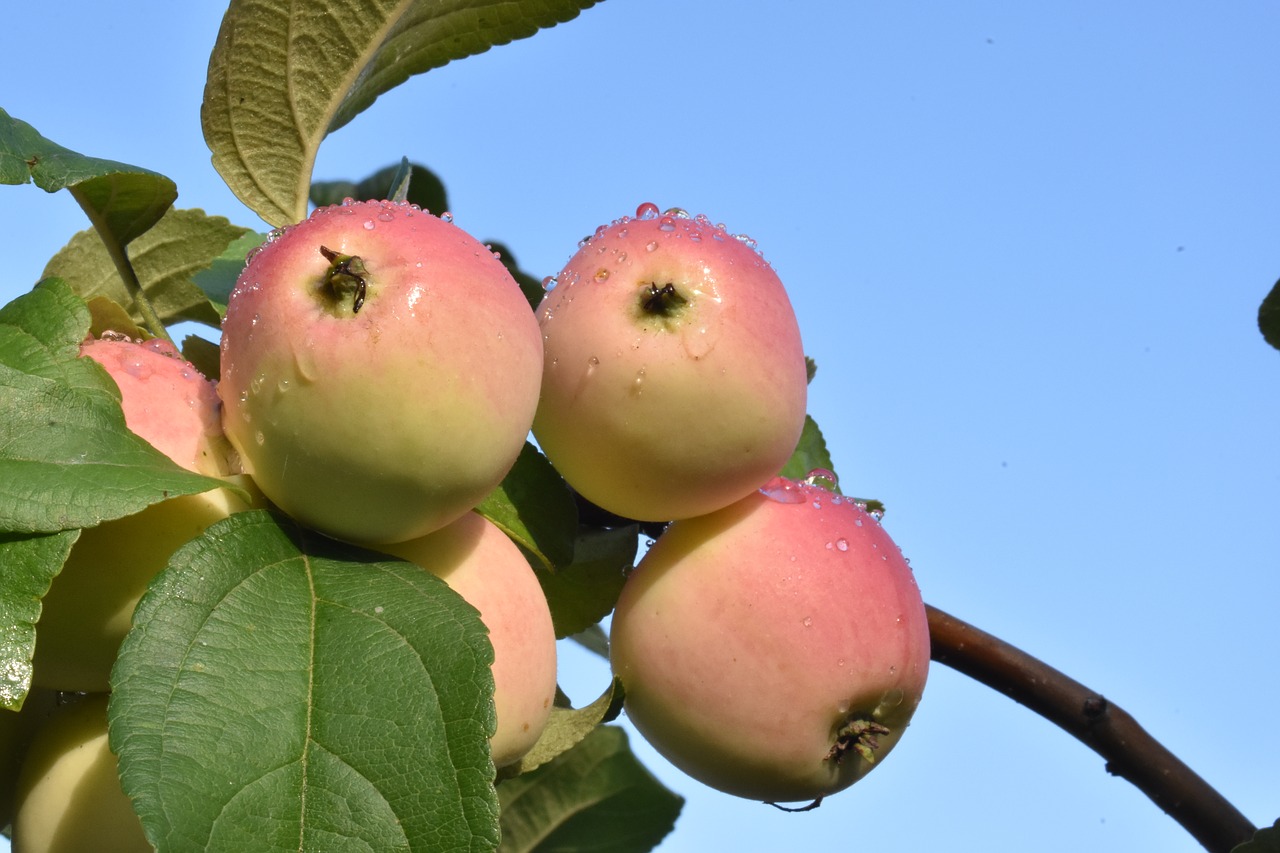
[927,605,1256,853]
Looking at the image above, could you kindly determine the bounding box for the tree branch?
[927,604,1256,853]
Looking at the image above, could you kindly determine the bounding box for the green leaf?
[203,0,603,226]
[110,510,500,852]
[0,529,78,710]
[311,161,450,214]
[1259,278,1280,352]
[1232,819,1280,853]
[780,414,839,489]
[478,443,578,573]
[0,280,231,532]
[191,229,267,313]
[536,526,637,639]
[497,726,682,853]
[498,678,623,781]
[0,107,176,249]
[43,208,254,330]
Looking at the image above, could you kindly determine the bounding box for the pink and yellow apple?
[380,512,557,767]
[33,338,257,693]
[219,200,543,545]
[610,476,930,803]
[533,205,808,522]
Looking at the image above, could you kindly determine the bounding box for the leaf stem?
[927,604,1256,852]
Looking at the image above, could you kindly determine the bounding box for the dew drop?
[636,202,659,220]
[440,211,454,223]
[541,275,558,292]
[645,241,658,252]
[664,207,691,219]
[594,268,610,283]
[758,476,806,504]
[377,211,394,222]
[802,616,813,628]
[835,538,849,552]
[254,430,265,446]
[586,355,600,376]
[804,468,839,490]
[362,220,375,230]
[658,216,677,232]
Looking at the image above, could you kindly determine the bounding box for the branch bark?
[927,604,1256,853]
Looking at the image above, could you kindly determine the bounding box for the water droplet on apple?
[636,202,659,220]
[803,468,839,490]
[835,538,849,552]
[250,373,266,395]
[631,367,646,396]
[645,241,658,252]
[586,356,600,377]
[594,268,610,283]
[658,216,677,232]
[802,616,813,628]
[254,430,265,446]
[541,275,558,292]
[277,378,291,393]
[377,210,395,222]
[440,211,455,223]
[758,476,806,504]
[362,220,375,230]
[664,207,690,219]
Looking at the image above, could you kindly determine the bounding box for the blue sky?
[4,2,1278,850]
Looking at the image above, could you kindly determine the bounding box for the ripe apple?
[219,199,543,545]
[0,689,58,832]
[533,205,808,522]
[12,693,150,853]
[609,476,930,803]
[380,512,557,767]
[33,338,259,693]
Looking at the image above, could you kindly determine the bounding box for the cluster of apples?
[15,199,929,848]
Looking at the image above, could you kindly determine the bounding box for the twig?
[927,604,1256,853]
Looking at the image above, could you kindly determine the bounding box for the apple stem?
[927,604,1257,852]
[640,282,687,316]
[319,246,369,313]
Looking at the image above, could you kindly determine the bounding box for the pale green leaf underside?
[203,0,603,227]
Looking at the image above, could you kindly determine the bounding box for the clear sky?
[4,2,1278,851]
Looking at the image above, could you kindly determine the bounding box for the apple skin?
[81,337,234,477]
[12,693,150,853]
[219,200,543,545]
[380,512,557,767]
[33,338,260,693]
[609,477,930,803]
[532,207,808,522]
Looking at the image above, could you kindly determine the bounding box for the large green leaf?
[43,208,253,330]
[110,510,500,851]
[0,279,232,532]
[203,0,603,226]
[0,107,176,264]
[0,529,78,710]
[497,726,682,853]
[497,678,623,781]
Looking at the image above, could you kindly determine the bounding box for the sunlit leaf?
[0,530,78,710]
[497,726,682,853]
[43,208,253,330]
[0,280,231,532]
[0,107,175,262]
[781,414,839,490]
[203,0,602,226]
[498,677,623,780]
[111,510,500,851]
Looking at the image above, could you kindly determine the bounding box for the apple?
[379,512,557,767]
[532,205,808,522]
[219,199,543,545]
[33,338,259,693]
[609,475,930,803]
[0,690,58,832]
[12,693,150,853]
